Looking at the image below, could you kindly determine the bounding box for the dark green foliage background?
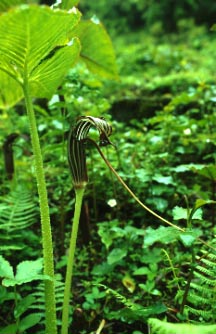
[79,0,216,33]
[0,1,216,334]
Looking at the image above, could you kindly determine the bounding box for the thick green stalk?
[61,186,85,334]
[23,84,57,334]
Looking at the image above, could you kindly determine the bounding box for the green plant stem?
[179,249,196,314]
[162,249,181,291]
[61,186,86,334]
[23,84,57,334]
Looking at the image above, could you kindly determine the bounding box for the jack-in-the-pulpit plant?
[68,116,113,189]
[61,116,113,334]
[63,116,215,334]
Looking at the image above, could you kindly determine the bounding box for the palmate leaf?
[0,5,81,102]
[30,38,80,97]
[74,19,118,79]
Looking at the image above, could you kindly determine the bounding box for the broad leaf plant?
[0,1,117,334]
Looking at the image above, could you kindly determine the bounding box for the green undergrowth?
[0,16,216,334]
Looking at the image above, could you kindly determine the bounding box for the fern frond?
[190,282,213,296]
[201,257,216,268]
[0,187,38,252]
[185,305,214,320]
[148,318,216,334]
[30,275,66,319]
[200,250,216,260]
[0,191,37,229]
[97,283,135,309]
[187,291,213,305]
[95,283,166,320]
[185,250,216,321]
[195,264,215,277]
[193,271,216,286]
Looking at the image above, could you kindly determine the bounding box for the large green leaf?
[0,5,81,103]
[74,19,118,79]
[0,71,23,109]
[60,0,80,10]
[29,38,80,97]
